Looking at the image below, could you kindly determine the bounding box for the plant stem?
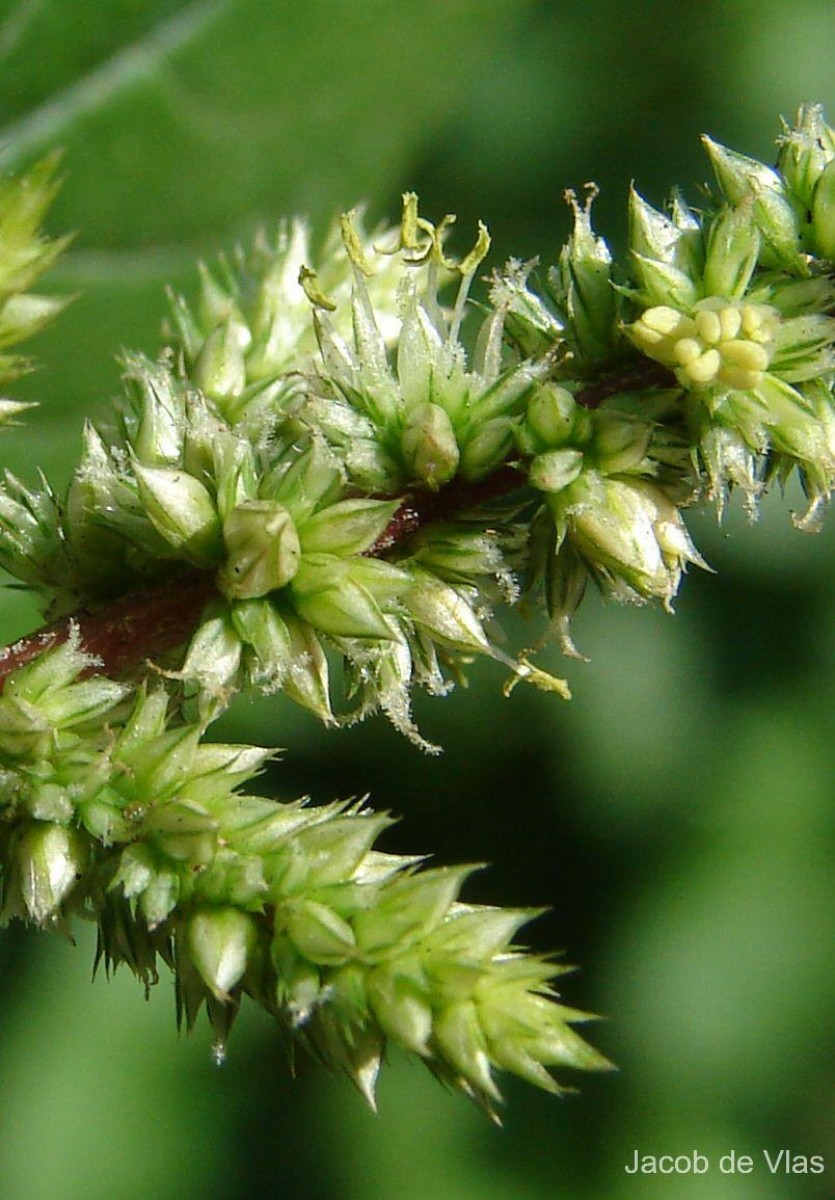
[0,573,216,688]
[0,466,528,688]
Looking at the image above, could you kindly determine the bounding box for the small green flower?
[549,472,706,609]
[218,500,301,599]
[13,820,87,925]
[625,145,835,519]
[305,196,542,493]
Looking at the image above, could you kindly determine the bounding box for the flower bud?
[628,187,703,305]
[354,865,474,956]
[192,316,249,402]
[589,415,652,474]
[433,1000,500,1102]
[490,259,565,358]
[811,159,835,259]
[0,292,70,350]
[703,135,804,269]
[218,500,301,600]
[402,570,490,653]
[17,821,86,924]
[187,906,258,1000]
[557,188,617,366]
[528,448,584,494]
[367,964,433,1056]
[273,938,323,1024]
[400,402,460,489]
[196,261,237,331]
[292,554,401,641]
[293,811,392,886]
[132,461,222,568]
[560,474,704,605]
[279,609,334,724]
[777,103,835,210]
[231,596,294,686]
[266,439,343,525]
[283,898,357,965]
[139,869,181,928]
[524,384,578,450]
[345,437,403,493]
[413,524,506,581]
[459,417,514,482]
[298,497,398,557]
[703,205,761,300]
[180,609,243,711]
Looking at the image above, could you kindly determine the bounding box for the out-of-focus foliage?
[0,1,833,1198]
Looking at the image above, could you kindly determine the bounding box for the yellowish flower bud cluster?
[629,299,779,392]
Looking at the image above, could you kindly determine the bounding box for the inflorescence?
[0,106,834,1114]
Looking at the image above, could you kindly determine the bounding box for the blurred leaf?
[0,0,530,420]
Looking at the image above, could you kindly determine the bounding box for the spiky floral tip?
[0,151,72,396]
[0,642,610,1115]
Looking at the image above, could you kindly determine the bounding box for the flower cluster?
[0,105,834,1111]
[0,636,608,1114]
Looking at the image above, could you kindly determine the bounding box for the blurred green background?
[0,1,833,1197]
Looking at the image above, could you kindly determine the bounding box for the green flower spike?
[0,644,610,1116]
[6,109,835,1120]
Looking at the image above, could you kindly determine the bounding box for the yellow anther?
[642,305,689,336]
[631,297,779,393]
[298,266,337,311]
[718,364,761,390]
[721,340,769,371]
[685,348,722,384]
[674,338,702,366]
[718,307,742,340]
[399,192,437,261]
[694,309,722,345]
[459,220,491,277]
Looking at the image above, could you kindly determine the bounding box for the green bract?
[1,105,835,1114]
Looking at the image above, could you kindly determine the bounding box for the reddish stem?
[575,361,676,409]
[0,466,529,690]
[365,465,525,555]
[0,573,216,689]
